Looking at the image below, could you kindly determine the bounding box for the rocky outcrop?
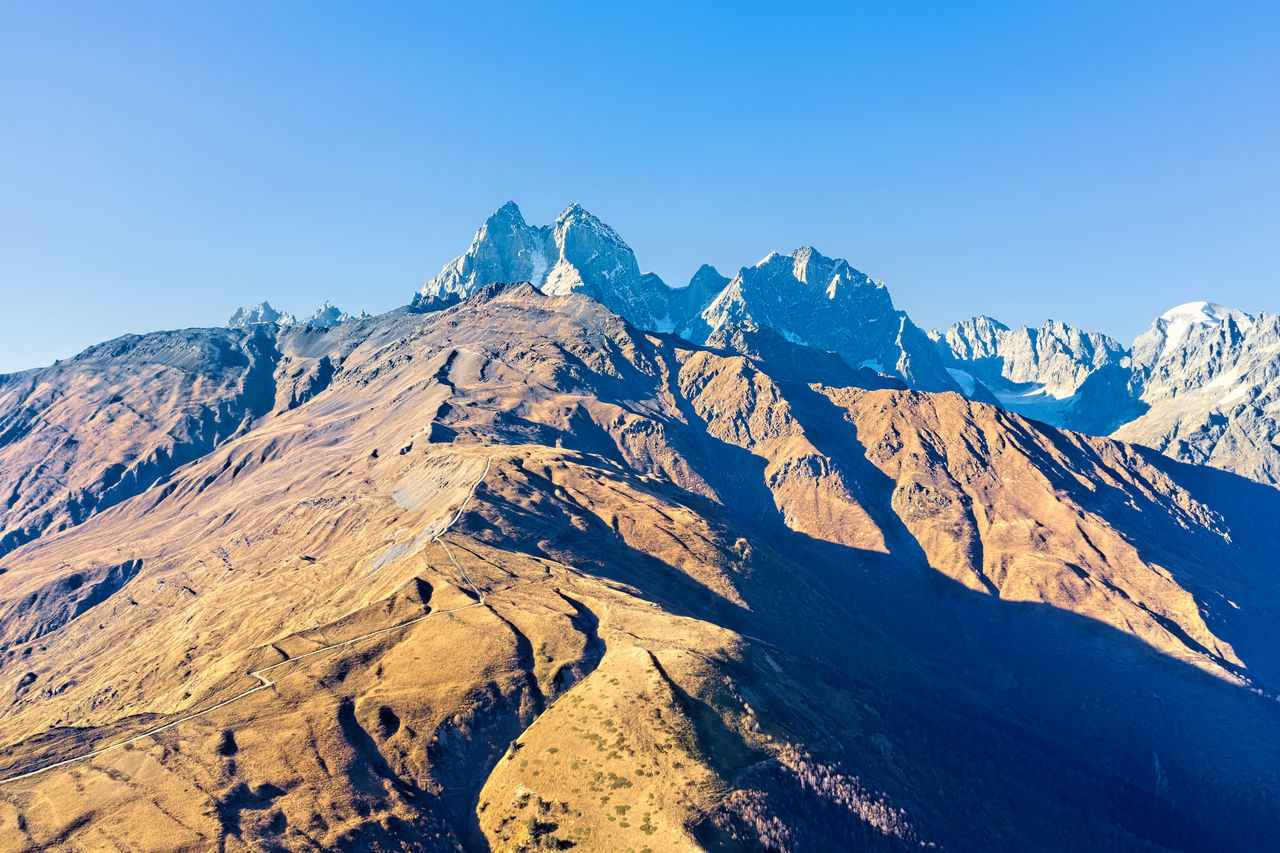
[700,248,958,392]
[412,202,958,392]
[412,201,673,331]
[1116,308,1280,485]
[932,316,1128,398]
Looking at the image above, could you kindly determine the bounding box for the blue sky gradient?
[1,1,1276,372]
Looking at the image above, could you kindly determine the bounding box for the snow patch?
[526,243,549,288]
[1157,302,1255,361]
[779,328,810,347]
[946,368,978,396]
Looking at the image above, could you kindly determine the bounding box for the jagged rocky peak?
[1116,304,1280,485]
[687,263,729,291]
[541,203,673,329]
[414,201,671,330]
[541,203,638,295]
[299,300,365,329]
[228,300,363,330]
[416,201,548,309]
[932,297,1280,489]
[930,315,1011,361]
[414,203,955,391]
[1131,300,1256,372]
[934,315,1128,401]
[700,246,959,392]
[228,301,296,328]
[1130,301,1265,399]
[702,247,888,339]
[668,264,730,340]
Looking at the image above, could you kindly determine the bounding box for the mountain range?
[230,301,368,330]
[412,203,961,394]
[0,203,1276,851]
[405,203,1280,490]
[934,302,1280,487]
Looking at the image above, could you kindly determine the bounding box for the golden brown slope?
[0,284,1277,851]
[0,327,280,559]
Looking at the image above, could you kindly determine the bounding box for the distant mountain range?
[229,300,367,329]
[933,302,1280,487]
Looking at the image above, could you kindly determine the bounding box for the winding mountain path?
[0,456,493,786]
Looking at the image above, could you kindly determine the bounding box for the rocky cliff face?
[0,285,1277,850]
[229,300,362,329]
[1130,302,1256,376]
[700,248,958,392]
[1116,307,1280,486]
[413,201,673,331]
[935,302,1280,487]
[933,316,1129,398]
[412,202,959,393]
[669,263,729,341]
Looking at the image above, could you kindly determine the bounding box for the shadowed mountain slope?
[0,285,1276,851]
[0,327,282,559]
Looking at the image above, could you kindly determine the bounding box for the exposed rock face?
[539,204,673,333]
[0,285,1277,850]
[701,248,958,392]
[412,202,959,392]
[669,263,729,341]
[935,302,1280,487]
[1130,301,1256,374]
[413,201,672,330]
[1116,307,1280,486]
[228,301,296,328]
[413,201,547,310]
[933,316,1129,398]
[228,300,362,329]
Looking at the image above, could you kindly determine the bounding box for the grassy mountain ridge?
[0,284,1276,850]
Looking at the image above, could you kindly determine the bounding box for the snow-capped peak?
[478,201,530,243]
[227,300,362,330]
[1124,301,1257,371]
[228,301,296,328]
[493,199,523,218]
[1148,302,1254,362]
[1160,301,1253,329]
[415,200,671,328]
[301,301,356,329]
[412,202,957,393]
[554,202,628,247]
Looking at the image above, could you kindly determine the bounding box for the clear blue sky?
[1,1,1276,372]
